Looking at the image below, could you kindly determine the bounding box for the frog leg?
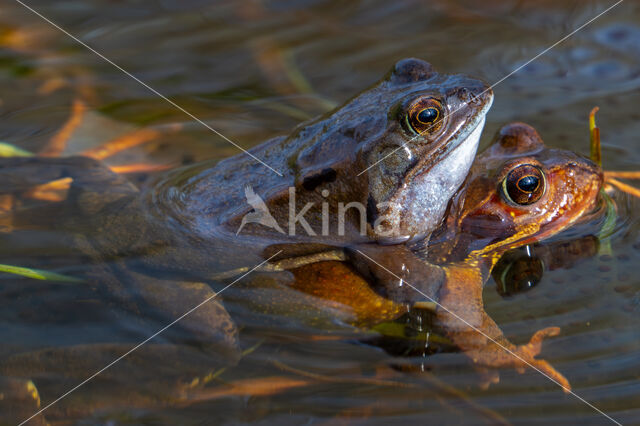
[345,243,447,304]
[122,269,240,357]
[347,245,570,391]
[436,264,571,392]
[72,235,240,358]
[209,249,346,280]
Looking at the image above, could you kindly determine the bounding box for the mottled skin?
[294,123,603,391]
[0,58,493,335]
[140,58,492,273]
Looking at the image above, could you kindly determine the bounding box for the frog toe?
[477,367,500,390]
[525,358,572,393]
[522,326,561,358]
[513,328,572,393]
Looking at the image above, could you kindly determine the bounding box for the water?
[1,0,639,424]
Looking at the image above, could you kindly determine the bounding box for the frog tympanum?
[290,123,603,391]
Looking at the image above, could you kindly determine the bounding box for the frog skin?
[154,58,493,244]
[132,57,493,281]
[292,123,603,391]
[0,58,492,343]
[0,125,600,422]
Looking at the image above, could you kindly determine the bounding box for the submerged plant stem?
[589,106,601,167]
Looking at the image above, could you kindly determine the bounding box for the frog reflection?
[492,236,599,297]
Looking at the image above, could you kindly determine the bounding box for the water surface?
[0,1,639,424]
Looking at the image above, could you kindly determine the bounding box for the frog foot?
[513,327,571,393]
[469,327,571,393]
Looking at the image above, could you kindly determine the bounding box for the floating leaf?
[0,263,82,283]
[0,142,33,157]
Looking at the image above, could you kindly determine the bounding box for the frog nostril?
[457,87,470,101]
[458,87,481,105]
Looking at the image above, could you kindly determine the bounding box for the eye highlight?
[406,98,445,135]
[417,107,439,124]
[501,164,545,205]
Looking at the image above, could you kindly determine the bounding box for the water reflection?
[1,0,639,424]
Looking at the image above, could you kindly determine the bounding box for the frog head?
[365,59,493,243]
[293,58,493,243]
[429,123,604,264]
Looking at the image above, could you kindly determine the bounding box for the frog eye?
[501,164,546,205]
[406,98,445,135]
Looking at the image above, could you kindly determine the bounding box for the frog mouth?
[439,91,494,164]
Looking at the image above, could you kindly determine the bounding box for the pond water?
[0,0,639,424]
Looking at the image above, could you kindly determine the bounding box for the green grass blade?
[0,142,34,157]
[0,263,83,283]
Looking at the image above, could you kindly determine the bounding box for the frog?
[0,58,493,344]
[0,58,496,421]
[131,57,493,277]
[0,123,601,422]
[288,122,604,391]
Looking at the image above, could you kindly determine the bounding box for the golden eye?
[406,98,444,135]
[502,164,545,205]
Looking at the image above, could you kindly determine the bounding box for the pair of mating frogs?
[0,59,603,420]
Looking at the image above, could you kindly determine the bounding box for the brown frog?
[0,123,600,422]
[290,123,604,391]
[0,58,493,343]
[136,58,493,276]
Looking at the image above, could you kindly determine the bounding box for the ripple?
[594,22,640,55]
[477,22,640,116]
